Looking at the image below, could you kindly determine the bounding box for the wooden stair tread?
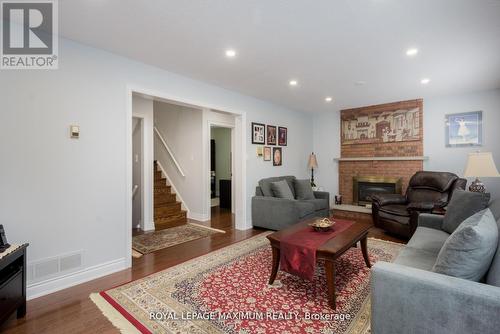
[153,164,186,228]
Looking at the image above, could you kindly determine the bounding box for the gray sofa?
[371,197,500,334]
[251,176,329,230]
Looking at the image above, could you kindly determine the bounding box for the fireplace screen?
[353,176,402,206]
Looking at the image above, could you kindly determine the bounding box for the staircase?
[154,161,187,229]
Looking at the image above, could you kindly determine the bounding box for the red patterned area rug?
[91,233,403,334]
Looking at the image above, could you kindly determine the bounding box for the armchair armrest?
[313,191,330,206]
[407,201,435,211]
[371,262,500,334]
[251,196,299,230]
[371,193,406,206]
[418,213,444,230]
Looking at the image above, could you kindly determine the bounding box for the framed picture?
[445,111,483,147]
[256,146,263,157]
[267,125,277,145]
[263,147,271,161]
[251,122,265,144]
[273,147,282,166]
[278,126,287,146]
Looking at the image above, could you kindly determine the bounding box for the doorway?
[210,126,234,214]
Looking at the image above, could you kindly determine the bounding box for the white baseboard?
[27,257,128,300]
[187,212,210,221]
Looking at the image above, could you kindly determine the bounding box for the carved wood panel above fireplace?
[353,176,402,206]
[338,99,423,205]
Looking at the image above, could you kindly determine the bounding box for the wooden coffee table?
[266,219,372,308]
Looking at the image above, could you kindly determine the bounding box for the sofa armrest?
[251,196,299,230]
[313,191,330,206]
[371,193,406,206]
[371,262,500,334]
[418,213,444,230]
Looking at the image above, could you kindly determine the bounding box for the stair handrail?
[153,125,186,177]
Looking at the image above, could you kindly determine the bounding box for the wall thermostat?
[70,125,80,139]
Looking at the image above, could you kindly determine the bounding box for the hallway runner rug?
[132,223,224,255]
[92,233,403,334]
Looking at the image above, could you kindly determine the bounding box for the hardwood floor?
[1,208,404,334]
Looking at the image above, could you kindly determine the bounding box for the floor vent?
[28,251,84,283]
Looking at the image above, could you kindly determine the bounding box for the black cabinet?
[0,244,28,326]
[219,179,232,209]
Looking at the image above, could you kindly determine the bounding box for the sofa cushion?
[379,210,410,225]
[270,180,294,200]
[259,176,296,197]
[295,201,316,218]
[442,189,490,234]
[433,209,498,282]
[407,226,450,254]
[395,247,440,271]
[486,217,500,286]
[379,204,410,217]
[300,198,328,211]
[294,179,315,200]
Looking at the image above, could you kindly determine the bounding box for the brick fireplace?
[338,99,424,206]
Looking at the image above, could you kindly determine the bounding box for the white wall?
[132,96,154,231]
[154,101,204,217]
[312,89,500,202]
[312,111,341,206]
[424,89,500,199]
[211,127,232,196]
[132,117,142,228]
[0,38,313,298]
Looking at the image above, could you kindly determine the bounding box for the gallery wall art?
[341,105,421,145]
[445,111,482,147]
[267,125,277,145]
[278,127,287,146]
[273,147,282,166]
[251,122,265,144]
[252,122,287,166]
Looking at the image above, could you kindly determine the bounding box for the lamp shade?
[308,153,318,169]
[464,152,500,177]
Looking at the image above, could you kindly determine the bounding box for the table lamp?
[308,152,318,187]
[463,152,500,193]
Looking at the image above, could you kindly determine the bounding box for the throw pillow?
[294,179,315,200]
[442,189,490,234]
[271,180,294,200]
[432,209,498,282]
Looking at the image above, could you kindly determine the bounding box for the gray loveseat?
[371,197,500,334]
[251,176,330,230]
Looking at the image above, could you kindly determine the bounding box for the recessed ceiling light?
[406,48,419,56]
[421,78,430,84]
[225,49,237,58]
[325,97,333,102]
[289,80,298,86]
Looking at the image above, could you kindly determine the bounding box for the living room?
[1,1,500,333]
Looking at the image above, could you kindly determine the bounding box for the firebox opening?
[353,176,403,206]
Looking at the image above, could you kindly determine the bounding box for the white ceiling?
[59,0,500,113]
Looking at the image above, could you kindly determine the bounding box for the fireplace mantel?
[334,156,428,162]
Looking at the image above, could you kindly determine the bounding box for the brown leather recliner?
[372,171,467,239]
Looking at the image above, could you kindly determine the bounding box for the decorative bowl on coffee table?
[309,218,336,232]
